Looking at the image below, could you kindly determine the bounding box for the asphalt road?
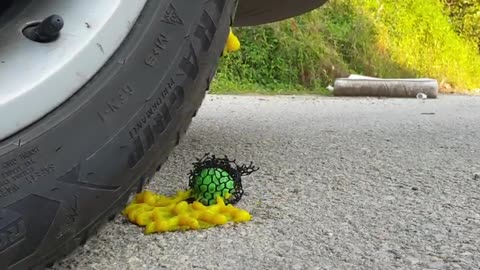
[53,95,480,270]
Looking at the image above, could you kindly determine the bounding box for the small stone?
[412,187,419,191]
[292,264,303,270]
[450,263,463,270]
[428,261,447,270]
[461,251,472,257]
[405,256,420,265]
[417,93,428,100]
[127,256,142,267]
[433,234,445,241]
[474,173,480,180]
[387,250,402,260]
[384,195,396,201]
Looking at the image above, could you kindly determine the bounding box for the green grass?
[211,0,480,94]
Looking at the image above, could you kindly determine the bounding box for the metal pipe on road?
[333,75,439,98]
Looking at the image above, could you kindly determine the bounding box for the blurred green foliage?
[212,0,480,94]
[443,0,480,51]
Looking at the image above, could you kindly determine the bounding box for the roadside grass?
[211,0,480,95]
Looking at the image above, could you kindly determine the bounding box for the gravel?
[53,95,480,270]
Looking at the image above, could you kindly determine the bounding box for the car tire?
[0,0,237,269]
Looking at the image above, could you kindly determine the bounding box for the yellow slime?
[122,190,251,234]
[224,27,241,54]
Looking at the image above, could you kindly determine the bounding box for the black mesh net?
[188,153,259,204]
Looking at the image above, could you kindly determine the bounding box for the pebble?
[417,93,428,100]
[427,261,447,270]
[405,256,420,265]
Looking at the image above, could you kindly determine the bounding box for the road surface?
[53,95,480,270]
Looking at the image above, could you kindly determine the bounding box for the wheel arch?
[234,0,327,26]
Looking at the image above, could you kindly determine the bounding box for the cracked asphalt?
[53,95,480,270]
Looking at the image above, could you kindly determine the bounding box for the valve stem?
[23,14,64,43]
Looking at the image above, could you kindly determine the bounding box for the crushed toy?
[122,154,258,234]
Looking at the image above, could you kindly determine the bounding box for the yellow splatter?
[224,27,241,54]
[122,190,251,234]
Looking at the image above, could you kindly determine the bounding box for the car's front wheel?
[0,0,237,269]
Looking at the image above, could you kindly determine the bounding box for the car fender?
[234,0,327,26]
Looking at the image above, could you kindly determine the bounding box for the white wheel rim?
[0,0,147,141]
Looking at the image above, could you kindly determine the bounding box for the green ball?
[193,168,235,205]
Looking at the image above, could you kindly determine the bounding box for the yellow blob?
[135,211,153,226]
[224,27,241,54]
[212,214,228,225]
[148,220,169,234]
[143,192,157,205]
[198,211,215,223]
[123,190,252,234]
[192,201,207,211]
[173,201,189,215]
[234,210,252,223]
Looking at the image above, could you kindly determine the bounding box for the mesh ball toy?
[189,154,259,206]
